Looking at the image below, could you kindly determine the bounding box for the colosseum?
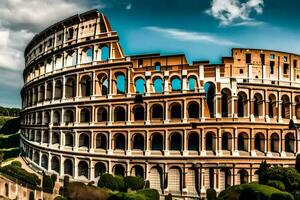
[20,9,299,199]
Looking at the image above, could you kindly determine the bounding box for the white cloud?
[145,26,239,46]
[0,0,102,71]
[206,0,264,26]
[126,3,132,10]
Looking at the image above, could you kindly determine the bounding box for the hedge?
[267,180,285,191]
[0,148,20,160]
[125,176,145,191]
[137,189,160,200]
[0,134,20,149]
[109,189,159,200]
[98,173,118,191]
[10,160,22,168]
[207,188,217,200]
[270,192,294,200]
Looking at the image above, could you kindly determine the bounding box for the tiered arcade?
[20,9,300,199]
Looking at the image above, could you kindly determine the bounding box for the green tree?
[258,160,270,184]
[296,154,300,173]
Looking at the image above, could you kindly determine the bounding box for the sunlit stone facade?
[20,9,299,199]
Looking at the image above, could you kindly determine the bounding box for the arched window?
[65,78,76,98]
[206,132,215,151]
[281,95,290,119]
[151,133,163,151]
[98,75,108,96]
[114,164,125,177]
[221,89,231,117]
[46,82,53,100]
[38,85,45,102]
[168,167,182,194]
[43,131,49,143]
[44,112,50,125]
[222,133,231,150]
[33,152,39,164]
[97,108,108,122]
[285,133,295,153]
[153,77,163,93]
[65,133,73,147]
[135,78,145,94]
[5,183,8,197]
[96,134,107,149]
[52,132,60,144]
[36,131,41,142]
[151,104,163,120]
[270,133,279,153]
[188,132,199,151]
[86,48,93,63]
[254,93,263,117]
[154,62,161,71]
[295,96,300,119]
[101,46,109,61]
[170,132,182,151]
[188,102,199,118]
[132,165,144,178]
[170,103,182,119]
[204,82,215,118]
[64,159,73,176]
[133,134,144,150]
[115,134,125,150]
[269,95,276,118]
[239,170,248,184]
[149,166,163,192]
[51,157,60,173]
[188,76,197,91]
[134,106,145,121]
[114,107,126,121]
[237,92,247,117]
[72,51,77,66]
[79,133,89,148]
[80,75,92,97]
[53,111,61,125]
[41,154,48,169]
[80,108,90,123]
[78,161,89,178]
[95,162,106,178]
[171,77,181,91]
[64,110,74,123]
[238,133,248,151]
[255,133,265,152]
[54,80,63,99]
[116,73,126,94]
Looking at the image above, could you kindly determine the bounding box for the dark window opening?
[246,53,251,64]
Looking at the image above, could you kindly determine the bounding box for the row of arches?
[25,130,297,154]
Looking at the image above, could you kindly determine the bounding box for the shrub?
[42,174,54,192]
[267,180,285,191]
[165,193,172,200]
[144,180,150,189]
[296,154,300,173]
[292,191,300,200]
[10,161,21,168]
[125,176,145,191]
[137,189,160,200]
[114,175,126,192]
[65,182,111,200]
[206,188,216,200]
[270,192,294,200]
[98,173,118,191]
[258,160,270,184]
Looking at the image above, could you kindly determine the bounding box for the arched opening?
[268,94,276,118]
[170,132,182,151]
[239,170,248,184]
[5,183,8,197]
[188,102,199,119]
[281,95,290,119]
[79,133,89,148]
[295,96,300,119]
[134,105,145,121]
[114,106,126,121]
[255,133,265,152]
[151,104,163,120]
[53,111,61,125]
[253,93,263,117]
[97,108,108,122]
[153,77,163,93]
[149,167,163,192]
[188,132,199,151]
[80,108,91,123]
[209,168,214,188]
[52,132,60,144]
[115,134,125,150]
[41,154,48,169]
[170,103,182,119]
[80,75,92,97]
[285,133,295,153]
[95,162,106,178]
[171,77,182,91]
[98,75,108,96]
[114,164,125,177]
[54,80,63,99]
[51,156,60,173]
[65,133,73,147]
[221,88,231,117]
[101,46,109,61]
[135,78,145,94]
[238,133,248,151]
[36,131,41,142]
[44,112,50,125]
[270,133,279,153]
[221,169,231,189]
[115,73,126,94]
[204,82,215,118]
[151,133,163,151]
[133,134,144,150]
[64,159,73,176]
[46,82,53,100]
[132,165,144,178]
[168,167,182,194]
[96,134,107,149]
[38,85,45,102]
[43,131,49,143]
[85,48,93,63]
[206,132,215,151]
[222,132,232,151]
[188,76,197,91]
[78,161,89,178]
[64,110,74,123]
[65,78,76,98]
[237,92,247,117]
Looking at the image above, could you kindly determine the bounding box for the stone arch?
[285,133,295,153]
[115,72,126,94]
[80,108,91,123]
[43,131,49,143]
[96,133,107,149]
[35,131,41,142]
[133,105,145,121]
[149,166,163,192]
[52,132,60,144]
[270,133,279,153]
[238,132,248,151]
[64,109,74,123]
[53,110,61,125]
[268,94,276,118]
[295,96,300,119]
[114,133,125,150]
[238,170,249,184]
[281,95,290,119]
[54,80,63,99]
[51,156,60,173]
[65,133,73,147]
[80,75,92,97]
[188,76,197,91]
[222,132,232,151]
[46,82,53,100]
[205,132,216,151]
[188,132,199,151]
[131,165,144,178]
[153,77,163,93]
[78,161,89,178]
[151,133,163,151]
[151,104,163,120]
[188,101,199,119]
[38,85,45,102]
[83,47,93,63]
[170,102,182,119]
[114,106,126,121]
[97,74,109,96]
[44,111,50,125]
[95,162,106,178]
[64,159,73,176]
[221,88,231,117]
[65,77,76,98]
[132,133,144,150]
[204,82,215,118]
[79,133,90,148]
[114,164,125,177]
[171,76,182,91]
[168,166,182,194]
[237,91,247,117]
[255,133,265,152]
[41,154,48,169]
[253,93,263,117]
[97,107,108,122]
[135,77,146,94]
[170,132,182,151]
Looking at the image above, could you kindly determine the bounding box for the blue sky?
[0,0,300,108]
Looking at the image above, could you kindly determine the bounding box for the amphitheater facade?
[20,9,300,199]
